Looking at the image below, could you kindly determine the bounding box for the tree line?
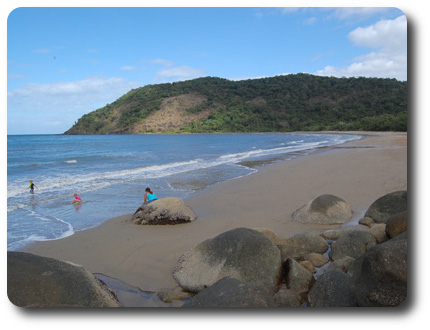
[64,74,407,134]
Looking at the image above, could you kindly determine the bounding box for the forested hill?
[64,74,407,134]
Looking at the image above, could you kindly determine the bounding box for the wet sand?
[21,132,407,294]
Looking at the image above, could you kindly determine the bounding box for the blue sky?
[6,7,406,134]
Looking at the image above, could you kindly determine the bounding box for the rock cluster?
[174,191,407,307]
[8,191,407,308]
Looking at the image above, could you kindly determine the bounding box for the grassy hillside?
[64,74,407,134]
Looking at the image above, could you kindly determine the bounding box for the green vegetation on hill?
[64,74,407,134]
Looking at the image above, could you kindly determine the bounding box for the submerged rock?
[131,197,197,225]
[173,227,282,293]
[292,194,352,225]
[7,252,120,307]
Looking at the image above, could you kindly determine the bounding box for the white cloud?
[155,65,205,82]
[7,76,142,134]
[331,7,393,21]
[150,58,174,67]
[120,66,138,71]
[348,15,406,51]
[316,15,407,81]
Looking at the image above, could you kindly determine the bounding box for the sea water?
[7,133,360,250]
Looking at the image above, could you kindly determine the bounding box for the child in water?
[144,187,158,203]
[28,180,38,194]
[72,193,82,204]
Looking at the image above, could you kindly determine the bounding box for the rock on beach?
[7,252,120,307]
[349,239,407,307]
[292,194,352,225]
[181,277,276,308]
[364,190,407,224]
[173,227,282,293]
[131,197,197,225]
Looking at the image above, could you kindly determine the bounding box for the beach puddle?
[95,274,190,307]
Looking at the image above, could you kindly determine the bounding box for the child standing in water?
[28,180,38,194]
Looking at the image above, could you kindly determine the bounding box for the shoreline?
[20,131,407,298]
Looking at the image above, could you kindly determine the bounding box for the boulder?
[273,285,301,307]
[303,253,329,268]
[359,217,375,227]
[173,228,282,293]
[253,228,286,246]
[278,233,329,260]
[292,194,352,225]
[308,270,356,307]
[327,256,355,273]
[368,223,388,243]
[385,211,407,238]
[131,197,197,225]
[300,260,316,273]
[7,252,120,307]
[285,258,315,301]
[364,191,407,224]
[321,229,345,241]
[350,239,407,307]
[181,277,276,308]
[329,230,377,261]
[158,287,193,303]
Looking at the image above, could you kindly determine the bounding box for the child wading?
[28,180,38,194]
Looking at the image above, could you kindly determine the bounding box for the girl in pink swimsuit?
[72,193,82,204]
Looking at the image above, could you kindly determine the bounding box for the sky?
[6,6,407,134]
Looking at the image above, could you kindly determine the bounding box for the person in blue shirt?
[144,187,158,203]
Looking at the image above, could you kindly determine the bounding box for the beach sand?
[21,132,407,296]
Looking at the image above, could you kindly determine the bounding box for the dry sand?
[21,132,407,293]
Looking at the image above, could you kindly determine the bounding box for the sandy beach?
[21,132,407,296]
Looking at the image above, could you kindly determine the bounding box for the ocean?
[7,133,360,251]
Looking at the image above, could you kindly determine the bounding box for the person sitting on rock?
[144,187,158,203]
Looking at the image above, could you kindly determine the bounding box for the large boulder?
[173,228,282,293]
[292,194,352,225]
[385,211,407,238]
[131,197,197,225]
[349,239,407,307]
[329,230,377,261]
[308,270,356,307]
[364,191,407,224]
[181,277,276,308]
[278,232,329,260]
[7,252,120,307]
